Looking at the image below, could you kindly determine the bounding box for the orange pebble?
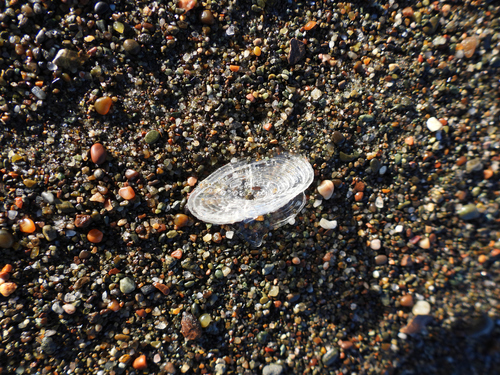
[95,96,113,115]
[0,272,10,282]
[119,186,136,200]
[304,20,317,30]
[171,249,183,259]
[1,264,12,273]
[136,309,147,318]
[478,254,488,263]
[132,354,147,370]
[87,229,103,243]
[253,46,261,56]
[19,218,36,233]
[484,169,493,179]
[229,65,240,72]
[14,197,23,209]
[153,281,170,295]
[0,282,17,297]
[355,191,364,201]
[178,0,197,12]
[263,123,272,131]
[108,299,121,312]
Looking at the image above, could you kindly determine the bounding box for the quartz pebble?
[120,277,136,294]
[319,218,337,230]
[119,186,136,200]
[0,282,17,297]
[412,300,431,315]
[19,218,36,233]
[317,180,334,199]
[426,117,443,132]
[199,313,212,328]
[181,311,202,340]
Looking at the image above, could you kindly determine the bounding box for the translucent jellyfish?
[186,154,314,246]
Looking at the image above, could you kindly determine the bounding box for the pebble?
[174,214,189,228]
[123,39,141,54]
[119,186,136,200]
[426,117,443,132]
[87,229,103,243]
[0,282,17,297]
[370,239,381,250]
[319,218,337,230]
[145,130,160,144]
[120,277,136,294]
[288,38,305,65]
[62,304,76,314]
[462,36,478,58]
[322,348,339,366]
[262,363,284,375]
[95,97,113,115]
[199,313,212,328]
[0,230,14,248]
[41,191,55,204]
[400,295,414,307]
[19,218,36,233]
[458,204,480,220]
[200,10,215,25]
[400,315,433,335]
[317,180,334,199]
[180,311,202,340]
[90,143,107,164]
[132,355,147,370]
[52,49,83,70]
[412,300,431,315]
[375,255,387,265]
[42,225,57,242]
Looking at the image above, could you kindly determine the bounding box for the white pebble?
[412,300,431,315]
[310,88,322,100]
[225,231,234,239]
[62,303,76,314]
[313,199,322,208]
[317,180,334,200]
[370,239,381,250]
[426,117,443,132]
[319,218,337,230]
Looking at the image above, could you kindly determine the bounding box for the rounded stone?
[317,180,334,200]
[375,255,387,265]
[90,143,107,164]
[123,39,140,54]
[263,363,283,375]
[322,348,339,366]
[95,96,112,115]
[144,130,160,144]
[120,277,136,294]
[94,1,109,14]
[458,204,480,220]
[200,10,215,25]
[400,295,414,307]
[332,131,345,145]
[412,300,431,315]
[0,230,14,249]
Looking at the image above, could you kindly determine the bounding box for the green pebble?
[145,130,160,144]
[458,204,480,220]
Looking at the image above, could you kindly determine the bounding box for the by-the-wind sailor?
[186,154,314,246]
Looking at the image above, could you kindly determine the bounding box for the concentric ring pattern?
[187,154,314,225]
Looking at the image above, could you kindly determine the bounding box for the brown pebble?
[91,143,107,164]
[200,10,215,25]
[95,97,113,115]
[180,311,202,340]
[125,169,139,180]
[288,38,306,65]
[400,295,414,307]
[375,255,388,265]
[75,214,92,228]
[174,214,189,228]
[338,340,353,350]
[401,255,413,267]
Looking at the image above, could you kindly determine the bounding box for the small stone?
[42,225,57,242]
[174,214,189,228]
[319,218,337,230]
[74,215,92,228]
[426,117,443,132]
[145,130,160,144]
[62,304,76,314]
[465,158,483,173]
[418,237,431,249]
[358,114,374,123]
[322,348,339,366]
[200,10,215,25]
[262,263,275,275]
[400,295,414,307]
[119,186,136,200]
[317,180,334,199]
[199,313,212,328]
[412,300,431,315]
[375,255,387,265]
[310,88,322,100]
[132,355,147,370]
[87,229,103,243]
[19,218,36,233]
[120,277,136,294]
[187,177,197,186]
[0,230,14,249]
[41,192,55,204]
[0,282,17,297]
[95,97,112,115]
[40,336,57,355]
[462,36,478,58]
[123,39,140,54]
[90,143,107,164]
[52,49,84,70]
[288,38,306,65]
[370,239,381,250]
[332,131,345,145]
[94,1,109,14]
[180,311,202,340]
[263,363,284,375]
[458,204,480,220]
